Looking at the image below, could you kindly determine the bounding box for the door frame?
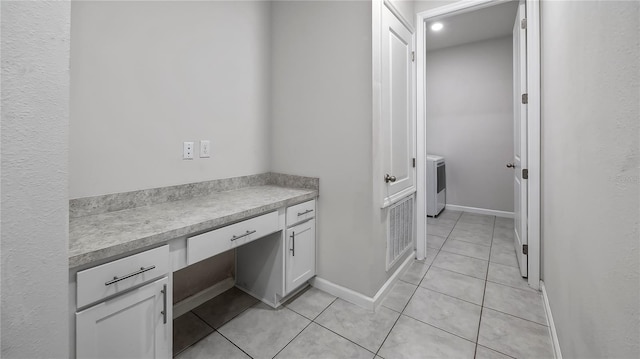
[415,0,541,290]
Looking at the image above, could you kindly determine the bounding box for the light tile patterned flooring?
[173,210,554,358]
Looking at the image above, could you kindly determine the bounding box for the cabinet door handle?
[290,232,295,256]
[160,284,167,324]
[230,230,257,242]
[297,209,314,216]
[104,265,156,286]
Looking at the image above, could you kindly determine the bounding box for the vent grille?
[387,195,414,270]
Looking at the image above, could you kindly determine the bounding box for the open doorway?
[416,0,541,290]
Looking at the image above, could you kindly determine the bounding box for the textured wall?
[270,1,385,296]
[1,1,70,357]
[426,36,514,212]
[541,1,640,357]
[70,1,271,198]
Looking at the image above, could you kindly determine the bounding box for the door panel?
[286,219,316,293]
[382,5,415,207]
[513,1,528,277]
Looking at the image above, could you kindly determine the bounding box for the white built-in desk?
[68,175,318,358]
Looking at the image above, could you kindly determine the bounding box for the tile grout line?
[312,321,378,357]
[269,315,315,358]
[432,249,489,266]
[375,217,454,358]
[473,214,496,359]
[188,303,257,359]
[215,330,256,359]
[397,312,478,345]
[444,236,493,248]
[438,247,490,261]
[476,344,518,359]
[485,278,539,293]
[172,311,215,358]
[416,285,483,307]
[310,298,381,356]
[427,263,487,282]
[480,306,550,328]
[374,259,428,358]
[269,298,341,358]
[379,211,465,357]
[402,314,475,344]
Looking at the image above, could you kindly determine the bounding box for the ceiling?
[425,1,519,52]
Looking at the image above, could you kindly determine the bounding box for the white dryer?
[427,155,446,217]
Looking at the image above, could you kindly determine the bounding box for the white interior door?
[381,4,416,208]
[513,0,528,277]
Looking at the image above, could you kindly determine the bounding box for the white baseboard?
[310,251,415,311]
[173,277,235,319]
[445,204,514,218]
[541,281,563,359]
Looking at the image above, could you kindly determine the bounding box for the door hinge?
[521,93,528,104]
[521,18,527,30]
[523,244,528,255]
[411,51,415,62]
[522,169,529,179]
[412,158,416,168]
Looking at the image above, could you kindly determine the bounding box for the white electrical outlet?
[200,140,211,158]
[183,142,194,160]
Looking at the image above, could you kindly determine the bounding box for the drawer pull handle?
[290,232,295,256]
[105,265,156,286]
[161,284,167,324]
[297,209,314,216]
[230,230,257,242]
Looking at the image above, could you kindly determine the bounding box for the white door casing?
[416,0,541,289]
[513,0,528,277]
[381,3,416,208]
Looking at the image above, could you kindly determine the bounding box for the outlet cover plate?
[200,140,210,158]
[183,142,194,160]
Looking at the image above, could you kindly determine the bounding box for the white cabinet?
[76,277,171,359]
[236,199,317,307]
[74,245,171,359]
[285,218,316,293]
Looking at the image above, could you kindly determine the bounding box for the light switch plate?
[200,140,210,158]
[183,142,194,160]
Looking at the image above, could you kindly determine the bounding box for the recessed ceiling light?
[431,22,444,32]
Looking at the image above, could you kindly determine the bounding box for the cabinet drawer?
[77,245,170,308]
[187,211,279,266]
[286,200,316,227]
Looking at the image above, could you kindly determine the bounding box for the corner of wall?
[1,1,70,357]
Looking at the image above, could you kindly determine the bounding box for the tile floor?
[173,210,554,358]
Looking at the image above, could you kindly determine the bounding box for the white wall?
[426,36,514,212]
[414,0,459,14]
[541,1,639,357]
[70,1,271,198]
[389,0,415,27]
[1,1,70,357]
[271,1,398,297]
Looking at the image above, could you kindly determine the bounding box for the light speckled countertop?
[69,185,317,269]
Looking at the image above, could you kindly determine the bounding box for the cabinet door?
[76,277,170,359]
[285,219,316,294]
[381,4,416,207]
